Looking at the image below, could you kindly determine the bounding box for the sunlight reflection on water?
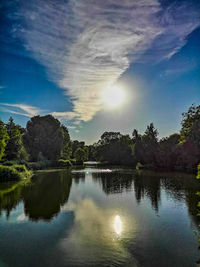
[114,215,122,235]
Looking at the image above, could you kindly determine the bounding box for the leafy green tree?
[141,123,158,165]
[131,129,144,164]
[74,147,87,164]
[71,140,85,158]
[177,104,200,171]
[180,104,200,145]
[87,145,97,161]
[5,117,28,160]
[24,115,67,161]
[157,133,180,170]
[0,120,9,160]
[96,132,133,165]
[60,126,72,160]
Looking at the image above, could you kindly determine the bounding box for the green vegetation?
[58,159,72,167]
[0,104,200,177]
[74,147,87,164]
[197,164,200,179]
[90,104,200,173]
[0,164,31,182]
[5,117,28,161]
[23,115,68,161]
[0,120,9,160]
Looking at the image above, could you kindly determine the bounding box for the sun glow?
[114,215,122,235]
[102,85,126,109]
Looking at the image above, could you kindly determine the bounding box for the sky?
[0,0,200,144]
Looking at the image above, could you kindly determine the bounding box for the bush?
[70,158,76,165]
[197,163,200,179]
[58,159,72,167]
[0,165,23,182]
[27,160,52,170]
[136,162,144,170]
[2,160,28,167]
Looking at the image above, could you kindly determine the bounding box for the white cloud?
[0,103,43,117]
[13,0,200,122]
[67,126,76,129]
[51,111,78,121]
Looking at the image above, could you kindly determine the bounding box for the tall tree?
[60,126,72,160]
[157,133,180,170]
[74,147,87,164]
[5,117,27,160]
[71,140,85,158]
[178,104,200,171]
[141,123,158,165]
[0,121,9,160]
[24,115,67,161]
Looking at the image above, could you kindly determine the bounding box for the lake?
[0,165,200,267]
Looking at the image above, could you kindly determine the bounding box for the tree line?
[0,104,200,172]
[0,115,88,166]
[89,104,200,173]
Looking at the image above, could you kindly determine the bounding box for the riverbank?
[0,164,32,182]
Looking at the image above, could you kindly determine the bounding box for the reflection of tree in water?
[73,173,85,184]
[133,171,161,212]
[93,172,133,194]
[0,181,26,218]
[22,170,72,221]
[133,170,200,220]
[161,173,200,226]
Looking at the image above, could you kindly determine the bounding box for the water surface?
[0,165,200,267]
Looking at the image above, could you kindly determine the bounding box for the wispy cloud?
[11,0,200,122]
[0,103,43,117]
[160,59,198,78]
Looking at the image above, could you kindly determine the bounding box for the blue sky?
[0,0,200,144]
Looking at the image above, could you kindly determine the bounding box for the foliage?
[0,120,9,160]
[5,117,28,161]
[27,160,53,170]
[71,140,85,158]
[180,104,200,144]
[156,133,180,170]
[96,132,134,165]
[141,123,158,165]
[23,115,66,161]
[58,159,72,167]
[1,103,200,172]
[0,164,31,182]
[60,126,72,160]
[74,147,87,164]
[197,164,200,179]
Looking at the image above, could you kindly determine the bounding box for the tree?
[180,104,200,145]
[71,140,85,158]
[60,126,72,160]
[96,132,133,165]
[5,117,28,160]
[74,147,87,164]
[178,104,200,171]
[141,123,158,165]
[24,115,67,161]
[131,129,144,164]
[157,133,180,170]
[0,121,9,160]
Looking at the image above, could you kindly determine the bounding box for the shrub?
[58,159,72,167]
[27,160,52,170]
[70,159,76,165]
[0,165,22,182]
[197,163,200,179]
[2,160,28,166]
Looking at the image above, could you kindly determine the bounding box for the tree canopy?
[24,115,65,161]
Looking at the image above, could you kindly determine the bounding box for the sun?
[102,85,126,109]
